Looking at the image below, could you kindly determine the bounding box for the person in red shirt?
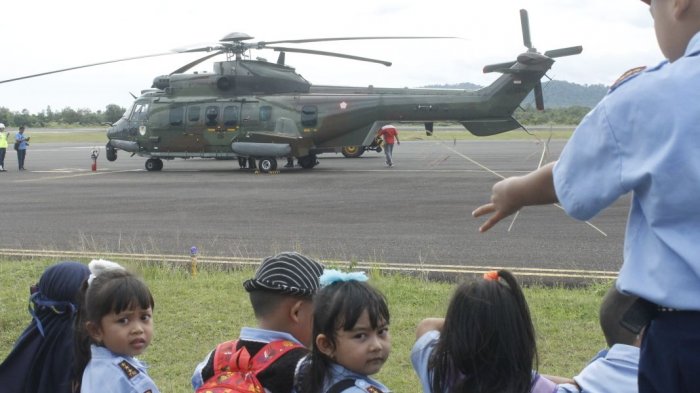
[378,125,400,167]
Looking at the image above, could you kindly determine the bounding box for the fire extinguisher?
[91,148,99,171]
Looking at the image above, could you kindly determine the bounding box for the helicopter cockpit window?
[223,106,239,127]
[260,106,272,122]
[130,103,149,122]
[169,106,184,126]
[205,106,219,127]
[301,105,318,127]
[188,106,201,122]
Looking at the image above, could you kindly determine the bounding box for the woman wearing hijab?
[0,261,90,393]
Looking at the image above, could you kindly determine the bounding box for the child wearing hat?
[474,1,700,392]
[191,252,324,393]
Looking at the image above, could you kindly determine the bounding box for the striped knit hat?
[243,252,325,296]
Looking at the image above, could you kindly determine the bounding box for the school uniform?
[411,330,555,393]
[557,344,639,393]
[314,362,390,393]
[552,31,700,393]
[81,345,159,393]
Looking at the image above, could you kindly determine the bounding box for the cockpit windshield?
[129,102,150,122]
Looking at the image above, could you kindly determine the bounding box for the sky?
[0,0,659,114]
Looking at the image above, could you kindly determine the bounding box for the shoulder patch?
[118,360,140,379]
[365,386,382,393]
[610,66,646,92]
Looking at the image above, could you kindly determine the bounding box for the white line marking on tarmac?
[14,169,143,182]
[440,142,607,237]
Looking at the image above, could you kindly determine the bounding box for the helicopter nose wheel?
[298,154,318,169]
[145,158,163,171]
[106,144,117,162]
[258,157,277,173]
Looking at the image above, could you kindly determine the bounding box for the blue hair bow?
[319,269,368,287]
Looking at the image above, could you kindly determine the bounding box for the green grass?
[0,259,607,392]
[25,131,107,144]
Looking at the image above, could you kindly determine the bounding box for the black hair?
[296,280,390,393]
[73,269,154,392]
[248,290,310,318]
[428,270,537,393]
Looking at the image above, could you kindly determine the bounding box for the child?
[557,284,641,393]
[412,270,555,393]
[74,260,158,393]
[294,269,392,393]
[473,1,700,391]
[0,261,90,393]
[191,251,325,393]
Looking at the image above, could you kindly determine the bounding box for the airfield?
[0,136,628,283]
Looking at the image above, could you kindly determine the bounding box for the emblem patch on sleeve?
[118,360,140,379]
[365,386,382,393]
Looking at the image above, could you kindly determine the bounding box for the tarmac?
[0,139,628,284]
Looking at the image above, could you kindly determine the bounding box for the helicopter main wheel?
[258,157,277,173]
[238,157,248,168]
[298,154,318,169]
[341,145,364,158]
[106,144,117,162]
[145,158,163,171]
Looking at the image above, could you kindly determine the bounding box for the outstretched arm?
[415,318,444,340]
[472,162,558,232]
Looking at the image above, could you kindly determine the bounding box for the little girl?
[74,260,159,393]
[411,270,556,393]
[295,269,392,393]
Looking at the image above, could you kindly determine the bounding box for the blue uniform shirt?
[292,361,390,393]
[556,344,639,393]
[15,132,28,150]
[81,345,159,393]
[553,31,700,310]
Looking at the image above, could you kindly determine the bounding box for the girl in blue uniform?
[411,270,556,393]
[74,260,159,393]
[295,269,391,393]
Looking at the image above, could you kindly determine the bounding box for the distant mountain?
[423,80,608,108]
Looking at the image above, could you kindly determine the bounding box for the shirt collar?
[685,31,700,57]
[239,326,303,345]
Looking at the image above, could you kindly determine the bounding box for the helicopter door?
[128,102,150,137]
[240,102,261,131]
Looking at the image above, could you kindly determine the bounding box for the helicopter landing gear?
[145,158,163,171]
[341,145,364,158]
[106,144,117,162]
[258,157,277,173]
[238,157,247,169]
[298,154,318,169]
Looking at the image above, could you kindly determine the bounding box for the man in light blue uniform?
[473,1,700,392]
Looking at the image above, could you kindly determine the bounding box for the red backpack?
[196,339,302,393]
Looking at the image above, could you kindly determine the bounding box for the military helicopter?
[1,9,581,173]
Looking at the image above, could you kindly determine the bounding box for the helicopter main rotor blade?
[0,52,176,84]
[170,51,224,75]
[259,36,456,46]
[268,46,392,66]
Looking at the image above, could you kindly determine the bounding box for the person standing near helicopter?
[0,123,8,171]
[378,124,400,167]
[15,125,29,171]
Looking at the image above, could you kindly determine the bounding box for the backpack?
[195,339,302,393]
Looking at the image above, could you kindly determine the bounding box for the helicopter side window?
[260,106,272,122]
[301,105,318,127]
[205,106,219,127]
[223,105,239,127]
[169,106,184,126]
[188,106,201,122]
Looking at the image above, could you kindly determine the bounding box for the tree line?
[0,104,127,128]
[0,104,593,128]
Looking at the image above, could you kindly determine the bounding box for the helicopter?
[0,9,581,173]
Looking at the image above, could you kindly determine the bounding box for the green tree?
[105,104,126,124]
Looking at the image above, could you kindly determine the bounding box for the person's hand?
[472,177,523,232]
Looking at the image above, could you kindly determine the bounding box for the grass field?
[0,259,608,393]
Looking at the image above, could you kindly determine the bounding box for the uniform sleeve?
[411,330,440,393]
[553,101,627,221]
[191,350,214,390]
[556,383,581,393]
